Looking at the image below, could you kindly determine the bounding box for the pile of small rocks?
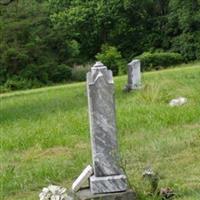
[39,185,72,200]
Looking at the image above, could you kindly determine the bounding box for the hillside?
[0,62,200,200]
[1,0,200,92]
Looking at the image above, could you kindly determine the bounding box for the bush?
[136,52,184,71]
[3,78,42,91]
[0,64,7,85]
[50,64,72,83]
[171,32,200,61]
[2,47,29,75]
[0,85,10,93]
[21,63,72,84]
[21,64,50,84]
[2,63,73,92]
[95,45,126,75]
[71,65,90,82]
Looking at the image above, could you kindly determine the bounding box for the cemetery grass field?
[1,62,200,200]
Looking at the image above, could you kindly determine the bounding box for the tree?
[167,0,200,60]
[0,0,199,91]
[0,0,16,5]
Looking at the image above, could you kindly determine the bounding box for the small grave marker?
[124,59,141,91]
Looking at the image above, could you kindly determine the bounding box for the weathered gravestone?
[124,59,141,91]
[87,61,127,194]
[70,62,136,200]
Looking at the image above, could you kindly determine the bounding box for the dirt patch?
[74,141,89,150]
[23,146,72,161]
[182,123,200,130]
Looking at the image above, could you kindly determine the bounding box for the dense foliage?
[95,44,126,75]
[0,0,200,91]
[136,52,184,71]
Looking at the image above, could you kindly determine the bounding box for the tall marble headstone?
[124,59,141,91]
[87,62,127,194]
[69,61,136,200]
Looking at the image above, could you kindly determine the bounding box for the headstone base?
[124,84,142,92]
[90,175,127,194]
[69,188,137,200]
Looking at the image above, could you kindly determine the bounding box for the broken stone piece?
[72,165,93,192]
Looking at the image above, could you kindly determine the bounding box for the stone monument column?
[70,61,136,200]
[87,62,127,194]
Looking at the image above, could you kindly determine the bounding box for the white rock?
[142,167,154,177]
[169,97,187,107]
[72,165,93,192]
[39,185,69,200]
[42,187,49,193]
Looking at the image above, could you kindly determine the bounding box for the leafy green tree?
[96,44,126,75]
[0,0,199,91]
[0,0,16,6]
[167,0,200,60]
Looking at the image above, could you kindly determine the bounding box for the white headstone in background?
[125,59,141,91]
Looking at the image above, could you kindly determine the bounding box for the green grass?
[0,62,200,200]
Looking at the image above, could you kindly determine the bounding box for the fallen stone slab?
[72,165,93,192]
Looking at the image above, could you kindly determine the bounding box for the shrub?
[71,65,90,82]
[2,47,29,75]
[0,64,7,85]
[21,62,72,84]
[21,63,51,84]
[50,64,72,83]
[3,78,41,91]
[171,32,200,61]
[95,45,126,75]
[0,85,10,93]
[136,52,184,71]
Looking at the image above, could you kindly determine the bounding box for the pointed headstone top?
[128,59,140,66]
[92,61,106,70]
[88,61,113,85]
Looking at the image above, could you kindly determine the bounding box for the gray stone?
[90,175,127,194]
[125,59,141,91]
[69,188,136,200]
[86,61,128,194]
